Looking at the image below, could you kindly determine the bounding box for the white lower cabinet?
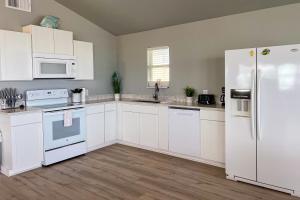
[12,123,43,173]
[119,103,225,167]
[140,113,158,149]
[120,103,160,147]
[87,112,105,151]
[122,111,140,144]
[200,111,225,163]
[105,108,117,143]
[1,112,43,176]
[86,103,118,151]
[158,106,169,151]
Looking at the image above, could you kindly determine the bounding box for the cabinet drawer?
[11,112,42,126]
[105,103,116,111]
[122,103,158,114]
[200,110,225,122]
[86,104,104,115]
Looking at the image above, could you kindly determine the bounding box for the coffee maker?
[220,87,225,106]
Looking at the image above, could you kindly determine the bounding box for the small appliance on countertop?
[26,89,87,166]
[198,94,216,105]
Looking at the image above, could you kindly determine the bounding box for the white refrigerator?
[225,44,300,197]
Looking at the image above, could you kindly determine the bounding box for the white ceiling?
[55,0,300,35]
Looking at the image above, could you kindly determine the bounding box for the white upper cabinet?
[0,30,33,81]
[23,25,73,56]
[23,25,54,54]
[54,29,73,56]
[74,40,94,80]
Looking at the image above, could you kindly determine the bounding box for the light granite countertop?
[0,98,224,115]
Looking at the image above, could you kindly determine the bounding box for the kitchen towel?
[64,110,73,127]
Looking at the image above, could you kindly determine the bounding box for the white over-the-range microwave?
[33,54,77,79]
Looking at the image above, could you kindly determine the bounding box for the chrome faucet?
[153,82,160,100]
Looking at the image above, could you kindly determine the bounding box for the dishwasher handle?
[169,106,200,111]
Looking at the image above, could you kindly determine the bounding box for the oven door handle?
[43,107,85,115]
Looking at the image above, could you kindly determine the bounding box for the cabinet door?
[140,113,158,148]
[122,112,139,144]
[105,110,117,143]
[12,123,43,172]
[53,29,73,56]
[87,113,105,151]
[30,26,54,54]
[74,40,94,80]
[1,31,33,80]
[158,106,169,150]
[201,120,225,163]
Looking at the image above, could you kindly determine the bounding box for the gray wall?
[118,3,300,98]
[0,0,117,95]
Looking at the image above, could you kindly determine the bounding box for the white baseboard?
[87,140,118,152]
[1,164,42,177]
[117,140,225,168]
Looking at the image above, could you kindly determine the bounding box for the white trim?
[1,164,41,177]
[87,140,117,152]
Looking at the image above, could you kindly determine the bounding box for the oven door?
[43,108,86,151]
[33,57,76,79]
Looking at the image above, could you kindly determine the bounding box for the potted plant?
[71,88,83,103]
[112,72,121,101]
[184,86,195,104]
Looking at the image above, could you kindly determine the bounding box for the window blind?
[147,46,170,87]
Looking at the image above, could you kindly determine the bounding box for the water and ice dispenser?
[230,89,251,117]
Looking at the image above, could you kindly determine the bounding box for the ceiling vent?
[5,0,31,12]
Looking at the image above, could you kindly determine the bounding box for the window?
[5,0,31,12]
[147,46,170,88]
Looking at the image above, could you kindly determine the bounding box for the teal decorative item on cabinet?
[40,16,59,29]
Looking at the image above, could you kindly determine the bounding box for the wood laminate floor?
[0,144,299,200]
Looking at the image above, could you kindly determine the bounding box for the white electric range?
[26,89,87,166]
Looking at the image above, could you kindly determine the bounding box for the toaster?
[198,94,216,105]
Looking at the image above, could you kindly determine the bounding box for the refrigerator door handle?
[257,69,262,141]
[251,70,256,139]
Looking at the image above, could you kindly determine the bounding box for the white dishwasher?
[169,107,200,157]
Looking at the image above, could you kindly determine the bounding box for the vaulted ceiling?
[55,0,300,35]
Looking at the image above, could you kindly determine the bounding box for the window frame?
[147,46,170,88]
[5,0,32,12]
